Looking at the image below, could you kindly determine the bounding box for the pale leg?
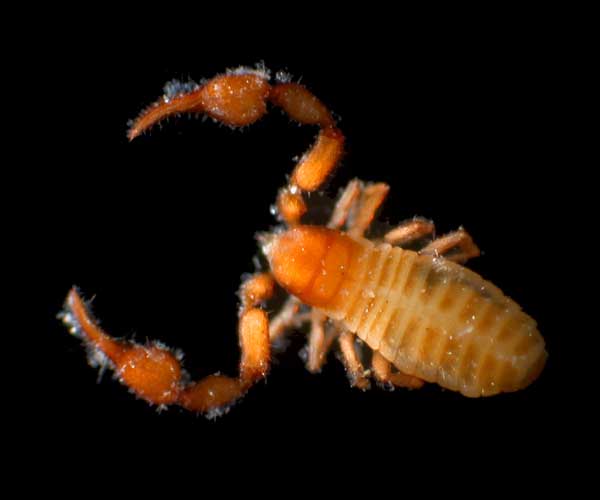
[420,229,480,263]
[338,331,371,390]
[327,179,362,229]
[384,218,435,246]
[347,183,390,238]
[371,351,425,390]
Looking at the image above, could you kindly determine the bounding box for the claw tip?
[127,127,139,142]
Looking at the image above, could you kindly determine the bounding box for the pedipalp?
[62,276,271,416]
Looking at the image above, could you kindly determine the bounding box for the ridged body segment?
[269,226,546,397]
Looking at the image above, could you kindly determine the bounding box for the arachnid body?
[60,65,546,416]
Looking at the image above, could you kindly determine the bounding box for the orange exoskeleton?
[60,65,546,417]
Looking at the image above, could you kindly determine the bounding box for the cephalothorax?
[61,65,546,417]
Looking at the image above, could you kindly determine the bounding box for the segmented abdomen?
[320,237,546,397]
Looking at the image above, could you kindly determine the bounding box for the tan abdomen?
[317,236,546,397]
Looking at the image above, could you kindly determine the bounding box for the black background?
[20,11,574,477]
